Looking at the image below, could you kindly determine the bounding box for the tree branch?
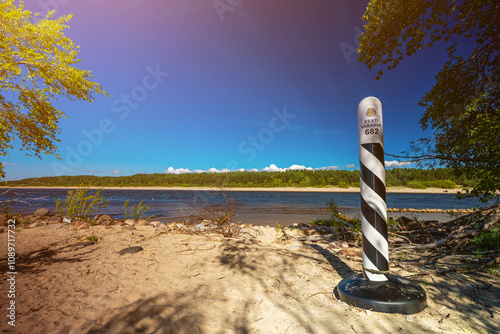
[399,210,500,252]
[385,152,485,164]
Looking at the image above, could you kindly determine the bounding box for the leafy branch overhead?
[0,1,109,177]
[358,0,499,201]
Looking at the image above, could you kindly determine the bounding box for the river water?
[1,188,488,226]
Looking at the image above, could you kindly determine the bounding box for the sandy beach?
[1,222,498,334]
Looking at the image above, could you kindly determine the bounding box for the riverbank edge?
[0,185,462,194]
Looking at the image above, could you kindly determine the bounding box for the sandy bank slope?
[0,224,498,334]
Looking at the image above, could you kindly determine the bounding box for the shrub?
[439,179,457,189]
[123,198,153,221]
[422,180,457,189]
[55,186,109,218]
[337,182,350,189]
[406,181,427,189]
[326,197,361,241]
[86,235,99,243]
[473,227,500,251]
[0,196,13,214]
[192,190,239,237]
[298,180,309,187]
[275,223,290,241]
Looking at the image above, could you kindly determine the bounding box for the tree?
[358,0,499,202]
[0,1,108,178]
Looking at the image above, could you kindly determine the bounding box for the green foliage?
[55,186,109,218]
[326,197,361,241]
[472,227,500,252]
[359,0,499,202]
[1,167,478,195]
[387,217,400,229]
[275,223,290,241]
[395,251,407,261]
[123,198,152,221]
[422,179,457,189]
[406,181,427,190]
[0,196,13,214]
[86,235,99,243]
[0,1,109,178]
[337,181,350,189]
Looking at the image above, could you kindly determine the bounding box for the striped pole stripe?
[358,97,389,282]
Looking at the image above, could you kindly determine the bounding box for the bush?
[422,179,457,189]
[406,181,427,189]
[55,186,109,218]
[439,179,457,189]
[337,182,350,189]
[325,197,361,241]
[123,198,152,221]
[0,195,13,214]
[473,227,500,251]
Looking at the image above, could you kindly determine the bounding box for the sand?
[1,223,499,334]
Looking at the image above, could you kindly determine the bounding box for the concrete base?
[337,274,427,314]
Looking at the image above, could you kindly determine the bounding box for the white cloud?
[165,167,234,174]
[2,162,19,166]
[345,164,355,169]
[85,170,100,174]
[385,160,413,168]
[262,164,319,172]
[289,164,313,171]
[165,167,192,174]
[314,165,339,171]
[110,169,122,175]
[164,164,354,174]
[207,167,231,173]
[261,164,285,172]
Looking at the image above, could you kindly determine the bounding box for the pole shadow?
[308,243,359,299]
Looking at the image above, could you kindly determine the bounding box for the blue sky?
[3,0,453,180]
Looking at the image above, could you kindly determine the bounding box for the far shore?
[1,185,462,194]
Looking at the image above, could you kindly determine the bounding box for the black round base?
[337,274,427,314]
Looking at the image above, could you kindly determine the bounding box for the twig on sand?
[306,290,334,301]
[295,234,334,241]
[431,277,446,296]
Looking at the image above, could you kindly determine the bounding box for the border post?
[336,97,427,314]
[357,97,389,281]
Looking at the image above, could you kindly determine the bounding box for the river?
[0,188,489,226]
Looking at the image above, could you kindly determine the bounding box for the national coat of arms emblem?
[365,108,376,117]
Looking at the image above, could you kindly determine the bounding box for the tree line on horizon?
[0,168,475,190]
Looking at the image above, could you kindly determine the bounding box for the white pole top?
[357,96,384,147]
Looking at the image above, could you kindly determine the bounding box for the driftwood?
[386,204,500,274]
[398,209,500,252]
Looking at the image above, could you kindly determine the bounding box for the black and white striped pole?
[337,97,427,314]
[357,96,389,282]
